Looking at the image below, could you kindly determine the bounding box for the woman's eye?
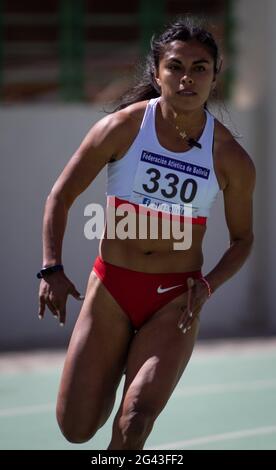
[194,66,206,72]
[168,65,180,70]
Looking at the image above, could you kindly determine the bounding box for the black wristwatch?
[37,264,64,279]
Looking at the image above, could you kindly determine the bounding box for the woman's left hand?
[177,277,209,334]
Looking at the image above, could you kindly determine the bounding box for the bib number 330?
[142,167,197,203]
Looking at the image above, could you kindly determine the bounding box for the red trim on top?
[107,196,207,226]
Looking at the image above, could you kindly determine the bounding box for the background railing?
[0,0,235,103]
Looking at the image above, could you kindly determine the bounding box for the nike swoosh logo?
[157,284,184,294]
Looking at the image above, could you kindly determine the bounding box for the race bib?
[129,150,210,217]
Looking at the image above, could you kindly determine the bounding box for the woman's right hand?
[38,271,84,326]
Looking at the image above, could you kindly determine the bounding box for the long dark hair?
[112,16,222,113]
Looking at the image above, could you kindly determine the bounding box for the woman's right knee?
[56,405,100,444]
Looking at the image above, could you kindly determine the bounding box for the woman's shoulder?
[84,100,149,161]
[103,100,150,161]
[214,118,237,147]
[114,100,149,128]
[214,119,256,188]
[99,100,149,141]
[214,118,252,161]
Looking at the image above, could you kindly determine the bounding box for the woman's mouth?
[177,90,197,96]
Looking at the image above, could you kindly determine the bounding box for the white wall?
[0,105,105,350]
[1,0,275,350]
[234,0,276,330]
[262,0,276,329]
[0,98,269,351]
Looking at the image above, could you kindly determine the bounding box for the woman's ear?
[155,76,161,87]
[154,68,161,87]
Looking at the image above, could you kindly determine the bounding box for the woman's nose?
[181,75,194,85]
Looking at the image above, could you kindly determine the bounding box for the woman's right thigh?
[56,270,134,443]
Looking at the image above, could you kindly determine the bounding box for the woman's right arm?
[38,110,132,325]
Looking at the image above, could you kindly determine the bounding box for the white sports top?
[106,97,220,224]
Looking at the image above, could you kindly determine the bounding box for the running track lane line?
[146,425,276,449]
[0,403,54,417]
[1,378,276,417]
[174,378,276,397]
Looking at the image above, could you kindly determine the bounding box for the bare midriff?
[99,213,206,273]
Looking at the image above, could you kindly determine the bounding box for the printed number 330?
[142,167,197,203]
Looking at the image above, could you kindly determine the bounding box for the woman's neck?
[158,98,206,141]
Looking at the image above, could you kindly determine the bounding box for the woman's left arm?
[178,142,256,333]
[204,142,256,293]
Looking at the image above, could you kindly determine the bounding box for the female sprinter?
[38,18,256,449]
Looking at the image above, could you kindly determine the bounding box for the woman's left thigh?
[120,299,201,416]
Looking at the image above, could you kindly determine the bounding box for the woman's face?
[155,40,216,112]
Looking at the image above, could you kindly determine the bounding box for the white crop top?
[106,97,220,223]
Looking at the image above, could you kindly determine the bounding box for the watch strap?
[37,264,64,279]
